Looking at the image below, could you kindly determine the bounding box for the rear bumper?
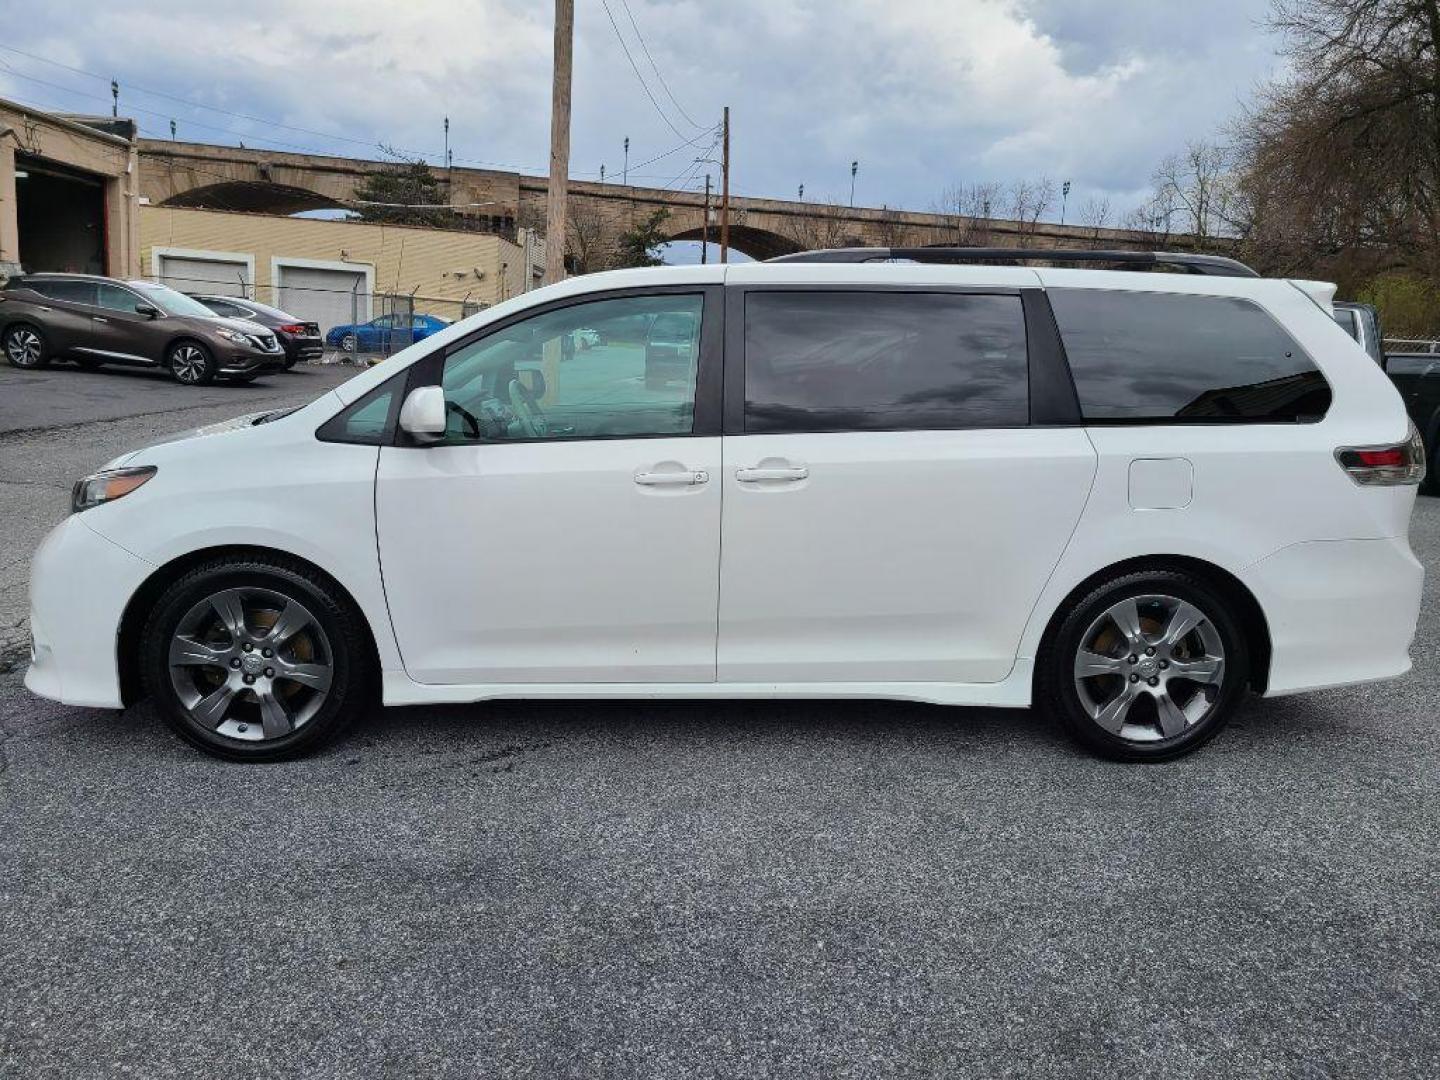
[24,514,155,709]
[280,336,324,363]
[1243,535,1424,696]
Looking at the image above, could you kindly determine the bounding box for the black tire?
[3,322,49,369]
[1037,569,1250,762]
[167,340,217,386]
[340,333,357,354]
[140,556,374,762]
[283,355,298,370]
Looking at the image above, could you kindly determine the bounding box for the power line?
[597,0,690,141]
[617,0,705,131]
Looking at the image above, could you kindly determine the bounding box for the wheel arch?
[117,543,383,706]
[1033,554,1272,694]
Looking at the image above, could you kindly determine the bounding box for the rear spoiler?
[1289,279,1338,313]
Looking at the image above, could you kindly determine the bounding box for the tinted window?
[37,280,98,305]
[203,299,246,317]
[439,293,703,442]
[1050,289,1331,423]
[743,291,1029,433]
[1333,308,1359,340]
[96,284,142,312]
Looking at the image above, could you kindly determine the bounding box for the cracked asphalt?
[2,360,1438,1079]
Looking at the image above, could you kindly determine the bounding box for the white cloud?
[0,0,1277,216]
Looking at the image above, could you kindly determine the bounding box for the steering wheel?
[506,378,547,438]
[445,399,482,439]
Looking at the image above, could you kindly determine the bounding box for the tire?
[340,333,357,354]
[3,323,49,369]
[140,556,374,762]
[1037,569,1250,762]
[283,355,298,370]
[168,340,216,385]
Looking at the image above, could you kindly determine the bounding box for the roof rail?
[766,247,1259,278]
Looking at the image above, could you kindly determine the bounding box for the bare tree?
[781,198,855,251]
[1006,178,1057,246]
[933,182,1003,245]
[1077,195,1112,241]
[1149,141,1247,248]
[565,201,612,274]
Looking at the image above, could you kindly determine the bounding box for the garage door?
[276,265,369,336]
[155,255,249,296]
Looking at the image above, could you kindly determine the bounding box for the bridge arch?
[665,223,798,262]
[158,181,346,216]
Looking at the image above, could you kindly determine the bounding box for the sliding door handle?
[735,464,809,483]
[635,468,709,486]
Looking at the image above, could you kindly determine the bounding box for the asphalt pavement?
[1,360,1438,1079]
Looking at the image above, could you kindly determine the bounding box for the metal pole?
[849,161,857,207]
[1060,180,1071,226]
[111,80,118,118]
[720,106,730,264]
[623,137,629,185]
[702,173,711,264]
[544,0,574,285]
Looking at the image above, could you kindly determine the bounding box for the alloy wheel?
[5,327,42,367]
[341,333,357,353]
[170,345,208,383]
[167,586,333,741]
[1071,593,1226,743]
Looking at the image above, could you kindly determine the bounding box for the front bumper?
[218,348,286,376]
[24,514,155,709]
[1243,535,1424,696]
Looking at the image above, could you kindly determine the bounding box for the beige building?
[0,97,141,279]
[140,204,544,333]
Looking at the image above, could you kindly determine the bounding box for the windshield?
[132,282,226,318]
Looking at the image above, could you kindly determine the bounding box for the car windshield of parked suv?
[131,282,226,319]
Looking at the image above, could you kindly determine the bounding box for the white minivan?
[25,248,1426,762]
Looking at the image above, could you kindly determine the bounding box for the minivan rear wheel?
[3,323,48,369]
[1039,570,1249,762]
[140,556,372,761]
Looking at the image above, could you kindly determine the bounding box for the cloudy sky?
[0,0,1280,223]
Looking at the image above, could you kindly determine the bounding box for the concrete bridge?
[136,139,1159,265]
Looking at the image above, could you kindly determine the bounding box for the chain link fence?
[151,267,486,364]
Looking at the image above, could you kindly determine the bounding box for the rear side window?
[743,291,1029,433]
[34,279,98,305]
[1050,289,1331,423]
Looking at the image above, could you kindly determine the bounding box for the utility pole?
[622,137,630,186]
[720,106,731,264]
[544,0,574,285]
[849,160,858,206]
[702,173,711,264]
[111,80,118,118]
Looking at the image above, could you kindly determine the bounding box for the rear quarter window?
[1049,289,1331,423]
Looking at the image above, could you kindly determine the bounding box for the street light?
[850,161,858,206]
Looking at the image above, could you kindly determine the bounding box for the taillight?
[1336,422,1428,485]
[277,323,305,334]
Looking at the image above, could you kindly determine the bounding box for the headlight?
[215,327,251,345]
[71,466,156,513]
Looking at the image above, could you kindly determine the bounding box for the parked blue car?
[326,313,451,353]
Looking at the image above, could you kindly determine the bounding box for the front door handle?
[635,468,709,486]
[92,316,108,323]
[735,464,809,483]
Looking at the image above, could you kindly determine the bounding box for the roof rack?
[766,247,1259,278]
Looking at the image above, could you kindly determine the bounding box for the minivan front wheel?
[3,323,48,368]
[168,341,216,385]
[1040,570,1249,762]
[140,557,372,761]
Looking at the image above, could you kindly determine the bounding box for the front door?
[376,286,724,685]
[717,286,1097,685]
[90,283,173,363]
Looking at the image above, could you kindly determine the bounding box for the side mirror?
[398,385,447,442]
[135,302,159,318]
